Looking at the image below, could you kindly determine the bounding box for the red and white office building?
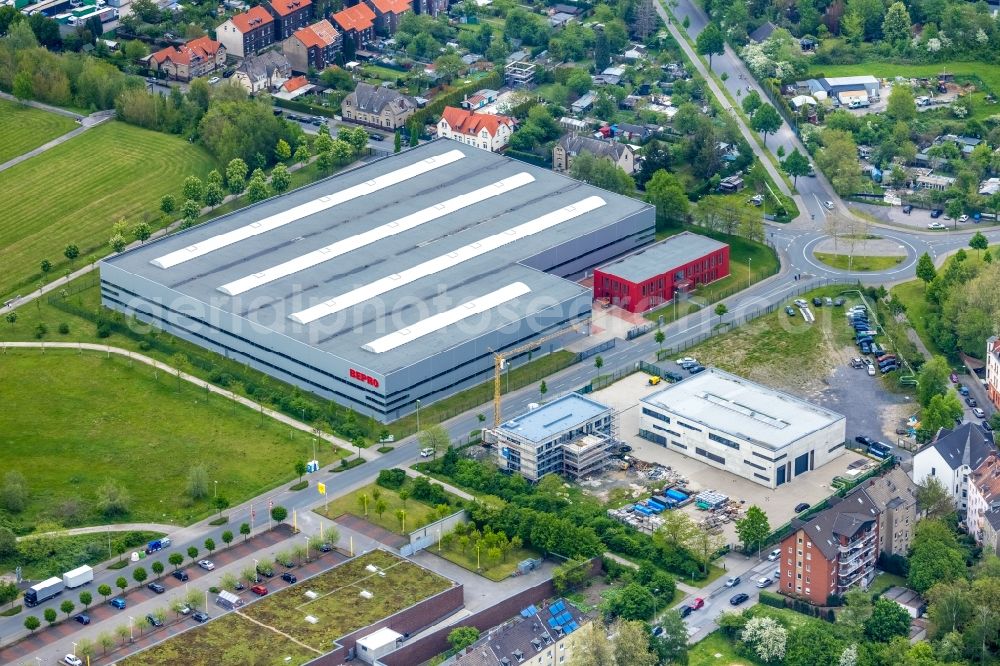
[592,232,729,313]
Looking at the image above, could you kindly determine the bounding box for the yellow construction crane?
[492,328,576,427]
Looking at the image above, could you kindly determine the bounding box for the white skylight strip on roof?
[149,149,466,270]
[362,282,532,353]
[217,172,536,296]
[288,195,606,325]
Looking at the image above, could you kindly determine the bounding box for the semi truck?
[24,577,64,607]
[63,565,94,589]
[145,537,171,554]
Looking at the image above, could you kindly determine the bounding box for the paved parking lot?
[589,374,876,546]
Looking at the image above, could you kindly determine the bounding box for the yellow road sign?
[317,482,326,495]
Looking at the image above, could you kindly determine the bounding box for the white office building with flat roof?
[638,368,847,488]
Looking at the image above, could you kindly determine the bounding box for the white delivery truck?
[63,565,94,589]
[24,577,64,606]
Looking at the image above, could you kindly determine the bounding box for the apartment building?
[968,453,1000,554]
[987,336,1000,411]
[911,422,996,512]
[216,6,276,58]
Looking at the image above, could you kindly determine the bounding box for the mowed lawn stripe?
[0,99,78,164]
[0,121,216,298]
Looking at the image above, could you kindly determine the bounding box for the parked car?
[652,625,664,637]
[767,549,781,561]
[689,365,706,375]
[147,582,165,594]
[812,297,823,307]
[756,577,774,588]
[368,133,384,141]
[256,566,275,578]
[824,297,834,306]
[860,342,872,354]
[902,204,913,214]
[966,397,978,408]
[950,373,959,383]
[251,585,269,596]
[856,435,875,447]
[794,502,811,513]
[691,597,705,610]
[110,597,126,610]
[176,603,192,615]
[676,357,697,365]
[74,613,90,625]
[794,299,808,308]
[146,613,163,627]
[867,365,877,376]
[725,576,741,587]
[198,560,215,571]
[679,605,694,618]
[823,200,835,210]
[881,364,897,374]
[207,76,220,85]
[959,385,970,396]
[851,358,865,368]
[63,656,84,666]
[973,407,987,419]
[930,209,943,218]
[984,421,994,432]
[928,221,947,229]
[834,297,846,306]
[774,569,781,580]
[281,573,297,584]
[419,447,435,457]
[730,593,750,606]
[785,306,795,316]
[192,611,210,623]
[173,569,189,582]
[319,543,333,552]
[959,214,970,223]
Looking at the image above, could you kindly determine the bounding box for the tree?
[338,126,369,154]
[908,519,967,594]
[785,620,843,666]
[132,222,152,243]
[96,482,130,517]
[594,28,611,70]
[246,173,270,203]
[714,303,728,323]
[881,1,911,46]
[916,356,950,407]
[736,505,770,554]
[187,464,209,500]
[783,148,811,185]
[181,199,200,226]
[204,182,224,208]
[865,597,912,642]
[41,606,56,625]
[0,528,14,559]
[60,599,75,618]
[921,393,963,436]
[816,129,864,196]
[654,329,665,350]
[751,104,782,146]
[270,163,291,194]
[418,424,451,459]
[271,505,288,523]
[204,538,216,554]
[611,618,658,666]
[571,618,615,666]
[24,615,40,633]
[160,194,176,217]
[4,312,15,328]
[1,471,28,513]
[394,131,402,153]
[168,553,183,570]
[645,169,689,230]
[886,84,915,123]
[13,70,33,102]
[448,626,480,651]
[654,509,698,552]
[226,158,249,194]
[916,252,937,287]
[742,90,763,115]
[187,546,199,559]
[98,583,112,600]
[605,582,655,620]
[222,530,234,547]
[182,175,204,203]
[110,233,128,253]
[115,576,128,595]
[151,561,164,578]
[40,259,51,275]
[79,591,92,609]
[132,566,147,587]
[594,355,604,376]
[374,498,388,521]
[539,380,548,399]
[275,138,291,162]
[696,22,724,69]
[552,558,591,594]
[969,231,988,257]
[240,522,251,542]
[916,476,953,519]
[63,244,80,263]
[742,616,787,663]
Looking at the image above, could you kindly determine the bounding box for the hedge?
[273,97,337,117]
[758,590,785,609]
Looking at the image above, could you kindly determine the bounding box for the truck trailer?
[24,577,64,607]
[63,565,94,589]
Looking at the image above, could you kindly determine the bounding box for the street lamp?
[304,535,311,562]
[415,399,421,432]
[748,257,752,289]
[128,616,134,642]
[214,480,218,499]
[72,641,77,657]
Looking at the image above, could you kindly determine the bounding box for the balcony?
[837,530,876,554]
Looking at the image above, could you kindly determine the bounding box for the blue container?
[646,498,666,510]
[643,502,663,514]
[666,489,688,501]
[634,505,652,515]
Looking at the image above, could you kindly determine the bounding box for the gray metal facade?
[100,141,654,421]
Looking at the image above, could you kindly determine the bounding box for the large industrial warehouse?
[100,142,654,421]
[638,368,846,488]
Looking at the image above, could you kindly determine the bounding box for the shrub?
[58,323,70,334]
[34,323,48,339]
[758,590,785,609]
[376,468,407,490]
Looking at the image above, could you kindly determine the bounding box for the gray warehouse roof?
[596,231,728,283]
[642,368,844,450]
[499,393,612,443]
[101,141,649,374]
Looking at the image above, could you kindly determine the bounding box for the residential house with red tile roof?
[149,36,226,81]
[331,3,375,51]
[267,0,313,41]
[436,106,515,152]
[232,50,292,94]
[216,6,275,58]
[282,19,341,73]
[342,81,417,129]
[362,0,410,35]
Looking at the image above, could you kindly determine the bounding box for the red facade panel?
[593,245,730,313]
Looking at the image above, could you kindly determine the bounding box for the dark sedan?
[730,593,750,606]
